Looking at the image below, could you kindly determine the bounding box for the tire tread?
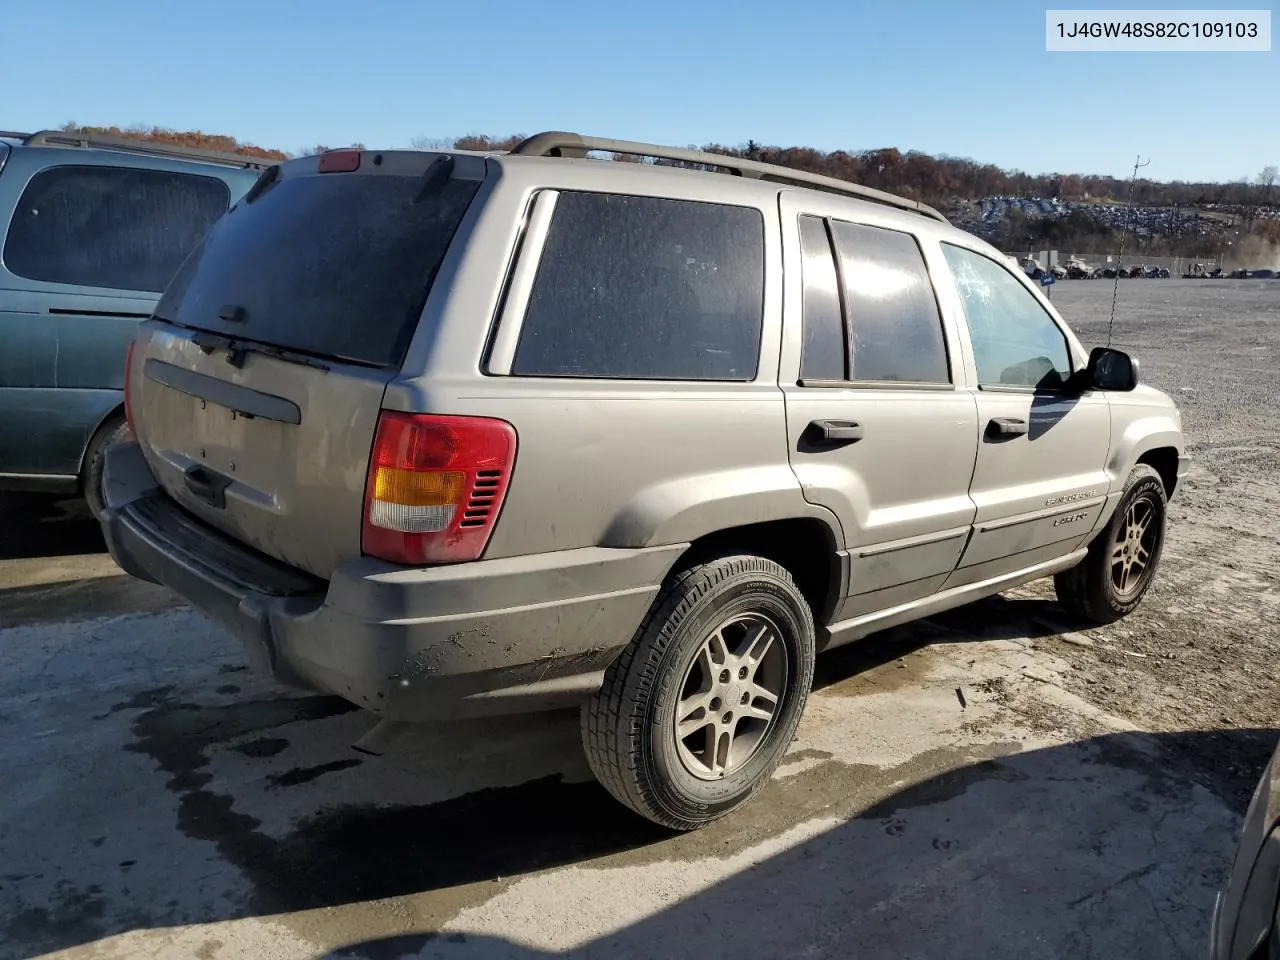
[581,555,813,830]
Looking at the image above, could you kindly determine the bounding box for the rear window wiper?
[190,331,331,372]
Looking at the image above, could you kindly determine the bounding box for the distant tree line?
[438,133,1278,211]
[57,123,288,161]
[55,125,1276,211]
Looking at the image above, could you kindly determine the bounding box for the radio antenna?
[1107,154,1151,347]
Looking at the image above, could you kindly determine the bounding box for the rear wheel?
[581,554,815,831]
[1054,464,1167,625]
[81,416,131,521]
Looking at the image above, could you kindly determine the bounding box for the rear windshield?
[154,170,481,367]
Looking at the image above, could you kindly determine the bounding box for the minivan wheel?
[82,416,131,521]
[581,555,815,831]
[1054,464,1168,625]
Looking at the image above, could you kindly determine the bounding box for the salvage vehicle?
[99,132,1188,830]
[1209,737,1280,959]
[1065,257,1093,279]
[0,130,269,516]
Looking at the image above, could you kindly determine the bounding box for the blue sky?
[4,0,1275,182]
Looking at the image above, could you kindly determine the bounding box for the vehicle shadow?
[0,491,104,560]
[311,725,1274,960]
[812,592,1089,693]
[4,587,1272,960]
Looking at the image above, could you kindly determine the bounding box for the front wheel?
[1054,464,1168,625]
[581,555,816,831]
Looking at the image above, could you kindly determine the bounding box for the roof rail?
[18,130,279,170]
[511,131,948,223]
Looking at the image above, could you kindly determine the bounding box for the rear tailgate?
[130,150,485,578]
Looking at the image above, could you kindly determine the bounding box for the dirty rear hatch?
[132,150,485,578]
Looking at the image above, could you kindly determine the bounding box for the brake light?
[123,339,136,432]
[318,150,361,173]
[362,412,517,565]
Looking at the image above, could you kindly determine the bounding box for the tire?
[581,554,816,831]
[81,416,131,521]
[1054,464,1167,625]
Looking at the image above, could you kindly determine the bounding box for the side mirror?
[1086,346,1140,391]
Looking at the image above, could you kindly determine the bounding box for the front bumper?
[100,441,683,719]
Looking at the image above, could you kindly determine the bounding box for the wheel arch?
[1108,416,1183,498]
[667,517,847,630]
[77,402,127,481]
[1135,446,1180,499]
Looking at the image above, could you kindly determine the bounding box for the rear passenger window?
[511,192,765,381]
[798,216,846,381]
[829,221,950,384]
[4,165,230,293]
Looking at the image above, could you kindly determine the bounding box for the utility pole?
[1108,154,1150,348]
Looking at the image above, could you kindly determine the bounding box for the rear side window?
[829,220,950,384]
[3,165,230,292]
[511,192,765,381]
[155,171,481,368]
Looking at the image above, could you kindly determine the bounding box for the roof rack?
[10,130,279,170]
[511,131,947,223]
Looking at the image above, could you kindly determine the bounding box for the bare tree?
[1259,165,1278,205]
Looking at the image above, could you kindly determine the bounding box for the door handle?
[807,419,865,444]
[986,417,1029,440]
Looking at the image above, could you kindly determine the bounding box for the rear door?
[130,151,486,577]
[0,154,235,477]
[937,242,1111,585]
[780,195,980,622]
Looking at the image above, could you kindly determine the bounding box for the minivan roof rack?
[511,131,948,223]
[12,130,279,170]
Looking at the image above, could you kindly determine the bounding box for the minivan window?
[155,172,481,368]
[4,165,230,292]
[798,215,846,381]
[829,220,950,384]
[941,243,1073,390]
[511,191,765,381]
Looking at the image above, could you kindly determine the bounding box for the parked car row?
[1018,256,1172,282]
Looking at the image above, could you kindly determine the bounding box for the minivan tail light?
[123,339,137,432]
[362,412,517,565]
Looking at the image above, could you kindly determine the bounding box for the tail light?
[122,339,137,432]
[362,412,517,565]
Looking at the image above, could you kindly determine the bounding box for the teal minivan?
[0,130,271,516]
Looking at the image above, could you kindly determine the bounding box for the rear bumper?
[100,441,683,719]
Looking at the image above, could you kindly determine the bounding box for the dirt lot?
[1016,278,1280,805]
[0,278,1276,959]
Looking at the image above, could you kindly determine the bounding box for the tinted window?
[512,192,764,380]
[4,165,230,292]
[828,221,949,384]
[798,215,845,381]
[155,172,480,368]
[941,243,1072,389]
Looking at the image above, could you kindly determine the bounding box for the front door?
[780,198,979,625]
[938,242,1111,586]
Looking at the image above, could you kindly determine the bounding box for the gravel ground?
[1009,278,1280,806]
